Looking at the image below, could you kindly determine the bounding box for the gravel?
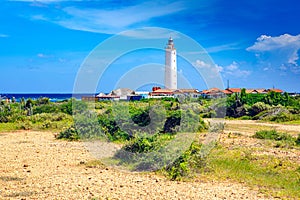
[0,131,273,199]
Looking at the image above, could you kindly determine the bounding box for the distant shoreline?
[0,93,96,102]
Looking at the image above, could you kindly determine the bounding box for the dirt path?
[213,119,300,165]
[223,119,300,133]
[0,131,273,199]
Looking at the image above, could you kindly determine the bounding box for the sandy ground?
[0,129,275,200]
[223,119,300,134]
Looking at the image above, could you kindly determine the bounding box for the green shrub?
[74,113,104,139]
[130,107,151,127]
[59,99,88,115]
[200,110,216,118]
[33,104,59,114]
[253,130,297,148]
[113,133,174,171]
[296,134,300,146]
[98,112,130,142]
[41,120,52,129]
[254,129,293,141]
[56,126,80,141]
[165,142,204,180]
[208,121,225,133]
[252,110,269,120]
[122,134,173,154]
[18,121,33,130]
[250,102,270,116]
[30,113,70,123]
[239,115,252,120]
[266,112,298,122]
[163,110,181,133]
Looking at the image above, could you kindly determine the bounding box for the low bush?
[165,142,204,180]
[254,130,293,141]
[239,115,252,120]
[56,126,80,141]
[296,134,300,146]
[18,121,33,130]
[33,104,59,114]
[30,113,71,123]
[122,134,173,153]
[208,121,225,133]
[113,133,175,171]
[266,112,299,122]
[253,129,297,147]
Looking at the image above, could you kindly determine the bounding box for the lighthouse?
[165,37,177,89]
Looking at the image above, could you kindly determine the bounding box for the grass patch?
[281,119,300,125]
[254,129,293,141]
[56,125,80,141]
[225,123,275,134]
[206,147,300,199]
[82,160,105,169]
[4,191,35,198]
[0,122,18,132]
[253,129,298,148]
[0,176,23,181]
[112,133,176,171]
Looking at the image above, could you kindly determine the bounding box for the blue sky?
[0,0,299,93]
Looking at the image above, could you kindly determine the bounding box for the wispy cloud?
[0,34,9,38]
[29,1,186,34]
[9,0,81,2]
[222,61,251,77]
[193,60,251,78]
[205,42,241,53]
[247,33,300,74]
[120,27,180,39]
[193,60,223,78]
[37,53,52,58]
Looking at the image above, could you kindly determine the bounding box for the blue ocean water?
[0,93,95,102]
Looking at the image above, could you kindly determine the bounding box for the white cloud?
[221,61,251,78]
[247,33,300,73]
[37,53,52,58]
[193,60,250,79]
[263,67,269,71]
[226,61,238,71]
[193,60,223,75]
[0,34,9,38]
[120,28,180,39]
[194,60,211,69]
[280,64,287,71]
[247,34,300,51]
[32,1,186,34]
[205,42,241,53]
[31,15,47,20]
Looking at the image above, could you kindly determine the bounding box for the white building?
[165,37,177,90]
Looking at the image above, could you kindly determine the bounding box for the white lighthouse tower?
[165,37,177,89]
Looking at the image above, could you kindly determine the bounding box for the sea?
[0,93,96,102]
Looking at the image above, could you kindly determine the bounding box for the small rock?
[23,164,29,168]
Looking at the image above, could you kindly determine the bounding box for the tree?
[240,88,247,105]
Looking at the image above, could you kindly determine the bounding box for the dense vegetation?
[0,98,74,131]
[1,91,300,199]
[223,89,300,121]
